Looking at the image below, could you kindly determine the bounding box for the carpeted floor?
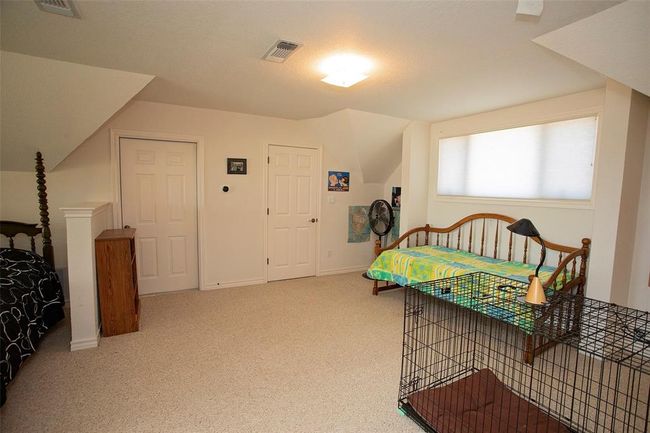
[1,272,422,433]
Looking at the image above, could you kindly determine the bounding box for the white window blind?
[437,116,598,200]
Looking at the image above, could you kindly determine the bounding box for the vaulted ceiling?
[1,51,153,171]
[534,0,650,96]
[1,0,618,122]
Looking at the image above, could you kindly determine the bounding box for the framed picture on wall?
[227,158,247,175]
[327,171,350,192]
[391,187,401,208]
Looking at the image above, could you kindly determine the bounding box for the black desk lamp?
[507,218,547,304]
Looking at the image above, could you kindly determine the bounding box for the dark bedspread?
[0,248,64,406]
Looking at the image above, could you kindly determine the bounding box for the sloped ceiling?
[305,109,409,183]
[534,1,649,97]
[0,0,617,121]
[345,110,410,183]
[0,51,153,171]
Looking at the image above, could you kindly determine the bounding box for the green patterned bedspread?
[367,245,556,287]
[367,246,558,333]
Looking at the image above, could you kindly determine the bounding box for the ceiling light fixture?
[319,54,373,88]
[516,0,543,17]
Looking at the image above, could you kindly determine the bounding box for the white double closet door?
[120,138,198,294]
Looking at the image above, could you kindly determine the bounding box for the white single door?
[120,138,198,294]
[268,145,319,281]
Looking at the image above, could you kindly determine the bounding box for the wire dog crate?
[398,272,650,433]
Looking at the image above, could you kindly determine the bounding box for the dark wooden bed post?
[35,152,54,268]
[372,239,382,295]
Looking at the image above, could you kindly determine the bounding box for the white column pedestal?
[61,202,112,351]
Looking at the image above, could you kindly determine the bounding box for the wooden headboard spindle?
[523,237,529,264]
[468,221,473,253]
[571,259,576,280]
[1,222,43,254]
[493,222,499,259]
[507,230,513,261]
[480,218,486,257]
[556,252,563,290]
[36,152,55,268]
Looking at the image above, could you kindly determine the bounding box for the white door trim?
[263,143,322,282]
[110,129,206,290]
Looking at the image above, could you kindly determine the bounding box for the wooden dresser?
[95,228,139,337]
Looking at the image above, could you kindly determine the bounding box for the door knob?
[309,218,319,223]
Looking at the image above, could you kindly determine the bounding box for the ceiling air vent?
[263,40,301,63]
[34,0,79,18]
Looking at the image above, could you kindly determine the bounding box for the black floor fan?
[369,199,395,248]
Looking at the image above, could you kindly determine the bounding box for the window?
[437,116,598,200]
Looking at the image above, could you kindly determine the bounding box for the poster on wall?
[348,206,370,243]
[390,210,400,243]
[227,158,247,174]
[391,187,401,208]
[328,171,350,192]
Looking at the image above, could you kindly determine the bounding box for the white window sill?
[432,195,594,210]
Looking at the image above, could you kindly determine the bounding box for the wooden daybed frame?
[0,152,55,265]
[369,213,591,363]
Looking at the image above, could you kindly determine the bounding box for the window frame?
[432,108,603,210]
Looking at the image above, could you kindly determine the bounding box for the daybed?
[365,213,590,362]
[0,152,64,406]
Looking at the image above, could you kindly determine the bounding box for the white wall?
[320,169,384,275]
[1,100,399,290]
[1,132,115,292]
[628,104,650,311]
[384,163,402,203]
[417,85,649,306]
[610,90,649,305]
[308,112,396,274]
[586,81,634,302]
[400,121,431,234]
[422,88,624,300]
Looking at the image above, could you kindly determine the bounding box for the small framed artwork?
[227,158,247,175]
[391,187,401,208]
[327,170,350,192]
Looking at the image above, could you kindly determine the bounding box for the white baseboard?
[70,328,100,351]
[318,266,368,276]
[202,278,266,290]
[201,268,367,290]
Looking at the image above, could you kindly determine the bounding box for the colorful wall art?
[348,205,370,243]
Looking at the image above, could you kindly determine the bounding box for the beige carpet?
[1,273,422,433]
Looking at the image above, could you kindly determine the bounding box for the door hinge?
[267,258,269,265]
[267,156,270,164]
[267,208,269,215]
